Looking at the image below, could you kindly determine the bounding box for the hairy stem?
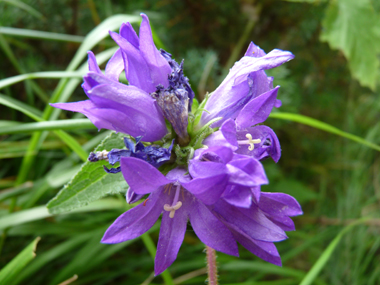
[206,245,218,285]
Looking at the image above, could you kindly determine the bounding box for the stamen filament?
[238,134,261,151]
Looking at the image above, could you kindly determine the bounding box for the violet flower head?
[51,13,302,276]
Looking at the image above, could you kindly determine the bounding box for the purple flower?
[102,158,239,275]
[204,118,281,163]
[51,14,173,142]
[200,42,294,128]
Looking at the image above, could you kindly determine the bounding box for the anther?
[237,134,261,151]
[164,201,182,218]
[88,150,109,162]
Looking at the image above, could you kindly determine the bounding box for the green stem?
[140,233,175,285]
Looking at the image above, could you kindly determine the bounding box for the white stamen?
[96,150,109,161]
[163,184,183,218]
[237,134,261,151]
[163,202,182,218]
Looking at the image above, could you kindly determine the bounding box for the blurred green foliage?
[0,0,380,284]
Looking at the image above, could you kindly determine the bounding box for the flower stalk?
[206,246,218,285]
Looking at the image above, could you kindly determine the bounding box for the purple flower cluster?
[52,14,302,275]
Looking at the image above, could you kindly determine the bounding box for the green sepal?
[191,92,211,133]
[189,117,222,150]
[174,144,194,165]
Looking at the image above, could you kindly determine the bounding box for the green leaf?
[300,219,369,285]
[0,27,84,43]
[47,132,128,214]
[0,0,45,20]
[0,237,40,285]
[0,119,96,135]
[269,112,380,152]
[320,0,380,90]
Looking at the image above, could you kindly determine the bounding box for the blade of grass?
[0,119,96,135]
[0,93,42,121]
[0,0,45,20]
[0,71,84,90]
[0,199,124,230]
[0,94,88,161]
[0,27,84,42]
[269,112,380,152]
[299,218,370,285]
[13,233,94,285]
[0,237,40,285]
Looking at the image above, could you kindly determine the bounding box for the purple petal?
[202,130,236,149]
[87,51,102,74]
[139,14,171,89]
[189,160,228,179]
[214,200,287,242]
[268,215,296,231]
[189,200,239,256]
[236,86,279,129]
[83,74,167,141]
[120,157,169,194]
[220,119,239,147]
[119,22,139,49]
[259,192,303,217]
[223,185,252,208]
[228,157,268,186]
[102,189,166,243]
[154,208,188,275]
[244,42,267,58]
[182,174,228,205]
[105,49,124,82]
[110,31,156,93]
[126,188,145,204]
[226,164,263,187]
[232,229,282,266]
[50,100,136,135]
[236,125,281,163]
[165,167,191,184]
[199,146,234,164]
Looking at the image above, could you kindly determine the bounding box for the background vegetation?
[0,0,380,284]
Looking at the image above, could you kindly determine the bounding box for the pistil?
[238,134,261,151]
[164,183,183,218]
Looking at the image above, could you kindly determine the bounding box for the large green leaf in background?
[320,0,380,90]
[47,132,128,214]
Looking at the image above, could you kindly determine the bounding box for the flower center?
[238,134,261,151]
[164,183,183,218]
